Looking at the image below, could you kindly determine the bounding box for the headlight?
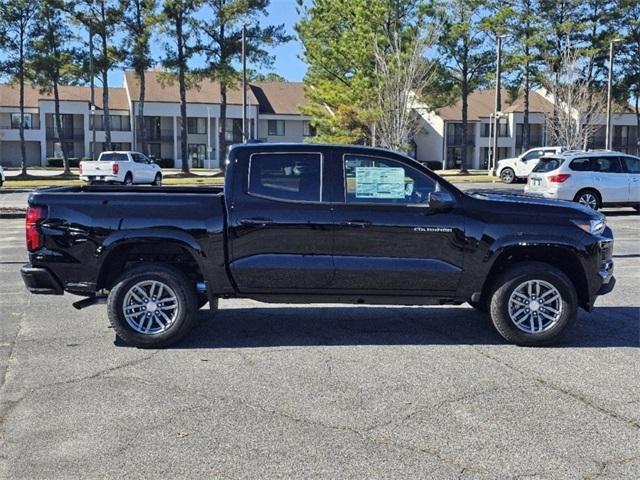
[572,218,606,235]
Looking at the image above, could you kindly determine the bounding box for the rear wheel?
[574,189,601,210]
[107,264,198,348]
[489,262,578,346]
[123,172,133,186]
[500,168,516,184]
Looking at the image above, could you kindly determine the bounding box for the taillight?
[548,174,571,183]
[112,163,119,175]
[79,163,83,174]
[26,206,46,251]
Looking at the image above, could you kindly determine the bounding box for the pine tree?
[161,0,200,173]
[120,0,159,156]
[431,0,493,172]
[0,0,38,175]
[29,0,79,174]
[198,0,290,170]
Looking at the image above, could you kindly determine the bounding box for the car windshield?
[99,153,128,162]
[532,157,564,173]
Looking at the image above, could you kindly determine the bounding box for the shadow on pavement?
[124,305,640,350]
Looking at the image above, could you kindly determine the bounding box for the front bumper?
[21,264,64,295]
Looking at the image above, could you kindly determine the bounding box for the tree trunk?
[101,37,111,151]
[19,30,27,176]
[219,84,227,173]
[460,85,468,174]
[138,71,147,155]
[176,13,189,173]
[53,80,70,174]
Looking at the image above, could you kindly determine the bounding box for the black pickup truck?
[21,143,615,348]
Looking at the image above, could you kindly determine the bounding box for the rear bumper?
[21,264,64,295]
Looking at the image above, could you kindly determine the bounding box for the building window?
[90,115,131,131]
[188,144,207,168]
[446,123,474,145]
[225,119,243,144]
[187,117,207,134]
[268,120,285,136]
[11,113,32,129]
[480,121,508,138]
[302,120,316,137]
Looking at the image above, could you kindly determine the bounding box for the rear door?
[227,148,335,292]
[592,156,627,203]
[329,152,464,295]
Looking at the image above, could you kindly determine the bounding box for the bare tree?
[373,27,437,153]
[543,42,606,149]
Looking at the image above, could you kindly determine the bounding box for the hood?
[497,157,517,164]
[468,191,603,220]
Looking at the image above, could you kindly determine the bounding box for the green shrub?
[47,157,81,168]
[155,158,174,168]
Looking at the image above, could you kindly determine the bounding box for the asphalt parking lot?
[0,193,638,478]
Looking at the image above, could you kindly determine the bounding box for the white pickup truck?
[79,151,162,185]
[495,147,565,183]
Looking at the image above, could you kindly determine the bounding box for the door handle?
[342,220,371,228]
[239,218,273,226]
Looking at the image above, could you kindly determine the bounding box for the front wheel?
[123,173,133,186]
[489,262,578,346]
[152,173,162,186]
[107,264,198,348]
[500,168,516,184]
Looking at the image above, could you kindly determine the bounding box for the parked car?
[21,143,615,348]
[79,151,162,185]
[495,147,566,183]
[0,164,4,188]
[525,150,640,211]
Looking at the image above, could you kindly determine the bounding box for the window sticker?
[355,167,406,199]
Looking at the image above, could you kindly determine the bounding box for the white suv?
[495,147,565,183]
[524,150,640,210]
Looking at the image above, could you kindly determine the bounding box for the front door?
[227,150,334,292]
[330,153,465,295]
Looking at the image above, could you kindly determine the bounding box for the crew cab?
[21,143,615,348]
[495,147,565,183]
[79,151,162,185]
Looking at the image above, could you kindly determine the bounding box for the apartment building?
[0,71,313,168]
[1,72,637,169]
[412,90,639,169]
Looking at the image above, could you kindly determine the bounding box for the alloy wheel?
[507,279,563,334]
[122,280,179,335]
[578,192,598,210]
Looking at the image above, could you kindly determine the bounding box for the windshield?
[99,153,128,162]
[532,157,564,173]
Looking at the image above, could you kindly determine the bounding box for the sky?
[110,0,308,87]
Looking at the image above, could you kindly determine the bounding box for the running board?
[72,296,108,310]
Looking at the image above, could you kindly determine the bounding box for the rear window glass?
[532,157,564,172]
[569,158,591,171]
[99,153,128,162]
[248,152,322,202]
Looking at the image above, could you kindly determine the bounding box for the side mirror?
[427,190,455,211]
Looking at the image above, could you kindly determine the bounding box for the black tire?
[573,188,601,210]
[489,261,578,346]
[107,263,198,348]
[123,173,133,186]
[152,173,162,186]
[500,168,516,184]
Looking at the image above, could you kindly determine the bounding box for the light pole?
[488,113,494,172]
[89,24,96,160]
[491,34,506,174]
[241,24,247,144]
[605,38,622,150]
